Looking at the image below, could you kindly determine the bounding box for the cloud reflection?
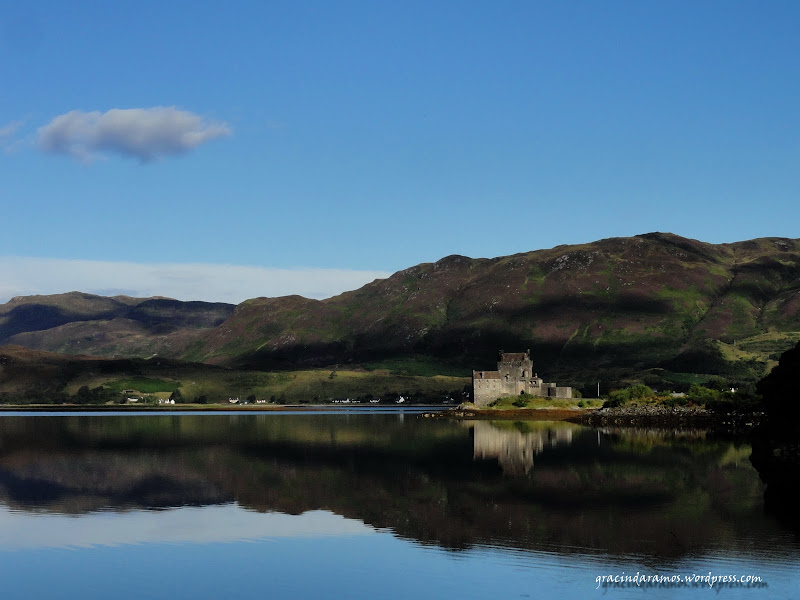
[0,504,375,550]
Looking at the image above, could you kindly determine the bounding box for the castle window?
[522,370,526,378]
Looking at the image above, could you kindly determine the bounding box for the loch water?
[0,410,797,599]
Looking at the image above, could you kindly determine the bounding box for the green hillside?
[188,233,800,390]
[0,345,467,404]
[3,234,799,394]
[0,292,234,357]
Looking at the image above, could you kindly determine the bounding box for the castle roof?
[500,353,528,362]
[473,370,501,379]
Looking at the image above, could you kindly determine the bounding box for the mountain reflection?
[0,413,793,560]
[0,505,374,550]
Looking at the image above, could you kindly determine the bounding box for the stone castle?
[472,350,572,407]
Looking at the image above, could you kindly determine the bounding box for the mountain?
[186,233,800,387]
[0,292,235,357]
[4,234,799,391]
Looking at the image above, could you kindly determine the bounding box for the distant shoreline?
[428,407,588,421]
[0,403,448,413]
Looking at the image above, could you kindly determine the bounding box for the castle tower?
[472,350,571,407]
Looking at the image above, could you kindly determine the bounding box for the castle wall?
[497,357,533,380]
[552,386,573,399]
[472,374,505,407]
[472,351,572,405]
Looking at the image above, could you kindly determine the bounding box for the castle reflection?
[0,413,792,561]
[471,421,577,475]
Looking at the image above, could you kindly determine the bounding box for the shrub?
[687,385,721,405]
[605,384,654,407]
[663,395,689,408]
[706,391,763,413]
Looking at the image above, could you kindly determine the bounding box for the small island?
[472,350,572,406]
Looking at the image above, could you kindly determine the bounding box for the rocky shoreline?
[576,405,767,432]
[434,404,768,433]
[424,407,584,420]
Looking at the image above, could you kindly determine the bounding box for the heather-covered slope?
[4,234,799,390]
[0,292,235,358]
[189,233,800,385]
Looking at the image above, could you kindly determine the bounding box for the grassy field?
[69,367,470,404]
[102,377,181,394]
[363,356,470,377]
[486,394,604,410]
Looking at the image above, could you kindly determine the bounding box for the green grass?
[363,356,470,377]
[735,331,800,356]
[103,377,180,393]
[60,366,469,404]
[656,371,711,385]
[164,367,470,403]
[487,394,603,410]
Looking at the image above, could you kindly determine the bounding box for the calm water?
[0,410,797,599]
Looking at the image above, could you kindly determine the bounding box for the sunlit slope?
[0,345,467,403]
[190,233,800,380]
[3,234,798,383]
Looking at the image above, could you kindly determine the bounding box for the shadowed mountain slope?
[0,345,232,400]
[0,292,235,358]
[4,234,799,387]
[188,233,800,383]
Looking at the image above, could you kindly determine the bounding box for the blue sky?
[1,1,798,302]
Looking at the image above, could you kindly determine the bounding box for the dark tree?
[757,342,800,419]
[75,385,93,405]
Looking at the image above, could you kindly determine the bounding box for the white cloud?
[0,120,23,139]
[37,107,231,162]
[0,119,26,154]
[0,257,390,304]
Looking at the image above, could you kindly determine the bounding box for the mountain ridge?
[0,292,235,358]
[3,233,799,390]
[188,232,800,387]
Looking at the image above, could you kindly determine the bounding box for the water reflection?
[0,505,373,550]
[0,414,796,564]
[471,421,577,475]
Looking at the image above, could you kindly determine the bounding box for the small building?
[472,350,572,407]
